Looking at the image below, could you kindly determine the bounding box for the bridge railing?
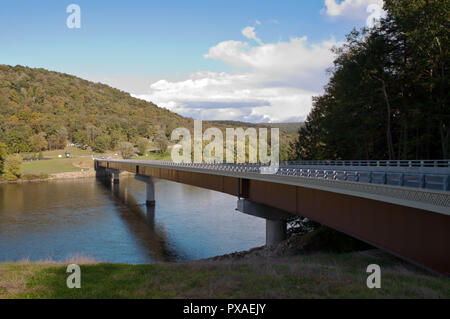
[95,159,450,191]
[282,159,450,168]
[273,167,449,191]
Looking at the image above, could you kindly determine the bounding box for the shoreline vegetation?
[0,145,172,183]
[1,228,449,298]
[0,169,97,184]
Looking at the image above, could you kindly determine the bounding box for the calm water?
[0,176,265,263]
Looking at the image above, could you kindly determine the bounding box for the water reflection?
[0,176,265,264]
[104,179,178,261]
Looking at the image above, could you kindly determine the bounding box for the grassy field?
[0,250,448,299]
[135,151,172,161]
[22,146,101,160]
[22,158,94,175]
[20,146,100,176]
[20,146,172,177]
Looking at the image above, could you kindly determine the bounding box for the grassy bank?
[22,158,94,175]
[19,146,171,177]
[1,250,448,299]
[20,147,98,176]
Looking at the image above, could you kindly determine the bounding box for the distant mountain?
[0,65,297,159]
[0,65,191,153]
[210,121,304,134]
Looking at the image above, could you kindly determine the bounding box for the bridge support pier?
[146,179,155,206]
[135,175,155,206]
[266,220,287,247]
[237,199,294,247]
[113,170,120,184]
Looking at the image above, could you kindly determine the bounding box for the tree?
[136,137,149,156]
[3,154,22,181]
[5,125,31,153]
[118,141,135,159]
[147,124,158,141]
[0,142,9,174]
[30,132,48,152]
[292,0,450,160]
[92,135,110,153]
[154,134,168,154]
[56,126,68,149]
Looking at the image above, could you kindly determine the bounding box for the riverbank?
[0,169,98,184]
[1,249,449,299]
[1,228,449,298]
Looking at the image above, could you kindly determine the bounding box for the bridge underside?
[97,161,450,275]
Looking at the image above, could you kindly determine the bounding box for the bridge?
[94,159,450,275]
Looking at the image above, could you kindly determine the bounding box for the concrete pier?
[135,175,155,206]
[236,199,293,246]
[146,179,155,206]
[266,220,287,246]
[113,170,120,184]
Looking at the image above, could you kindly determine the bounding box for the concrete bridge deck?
[95,159,450,275]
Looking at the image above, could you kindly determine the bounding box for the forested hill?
[292,0,449,160]
[0,65,191,153]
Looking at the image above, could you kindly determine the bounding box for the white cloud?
[322,0,386,23]
[134,28,340,123]
[204,36,337,84]
[242,26,263,44]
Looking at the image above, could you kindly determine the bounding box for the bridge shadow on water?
[98,176,181,263]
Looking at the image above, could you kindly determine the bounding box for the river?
[0,176,265,263]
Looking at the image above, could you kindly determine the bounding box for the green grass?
[19,146,107,176]
[0,250,448,299]
[22,146,100,160]
[20,148,173,176]
[22,158,94,175]
[135,151,172,161]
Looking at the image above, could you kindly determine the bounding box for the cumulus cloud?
[134,28,340,122]
[322,0,386,25]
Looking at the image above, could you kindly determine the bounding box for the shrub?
[3,154,23,181]
[136,137,149,156]
[154,134,168,154]
[118,141,135,159]
[0,142,9,174]
[92,135,110,153]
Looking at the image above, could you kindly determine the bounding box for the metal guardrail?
[95,159,450,192]
[282,159,450,167]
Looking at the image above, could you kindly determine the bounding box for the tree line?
[292,0,449,160]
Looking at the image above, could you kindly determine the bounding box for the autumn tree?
[30,132,48,152]
[118,141,135,159]
[136,137,149,156]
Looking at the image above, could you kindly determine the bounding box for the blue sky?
[0,0,385,122]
